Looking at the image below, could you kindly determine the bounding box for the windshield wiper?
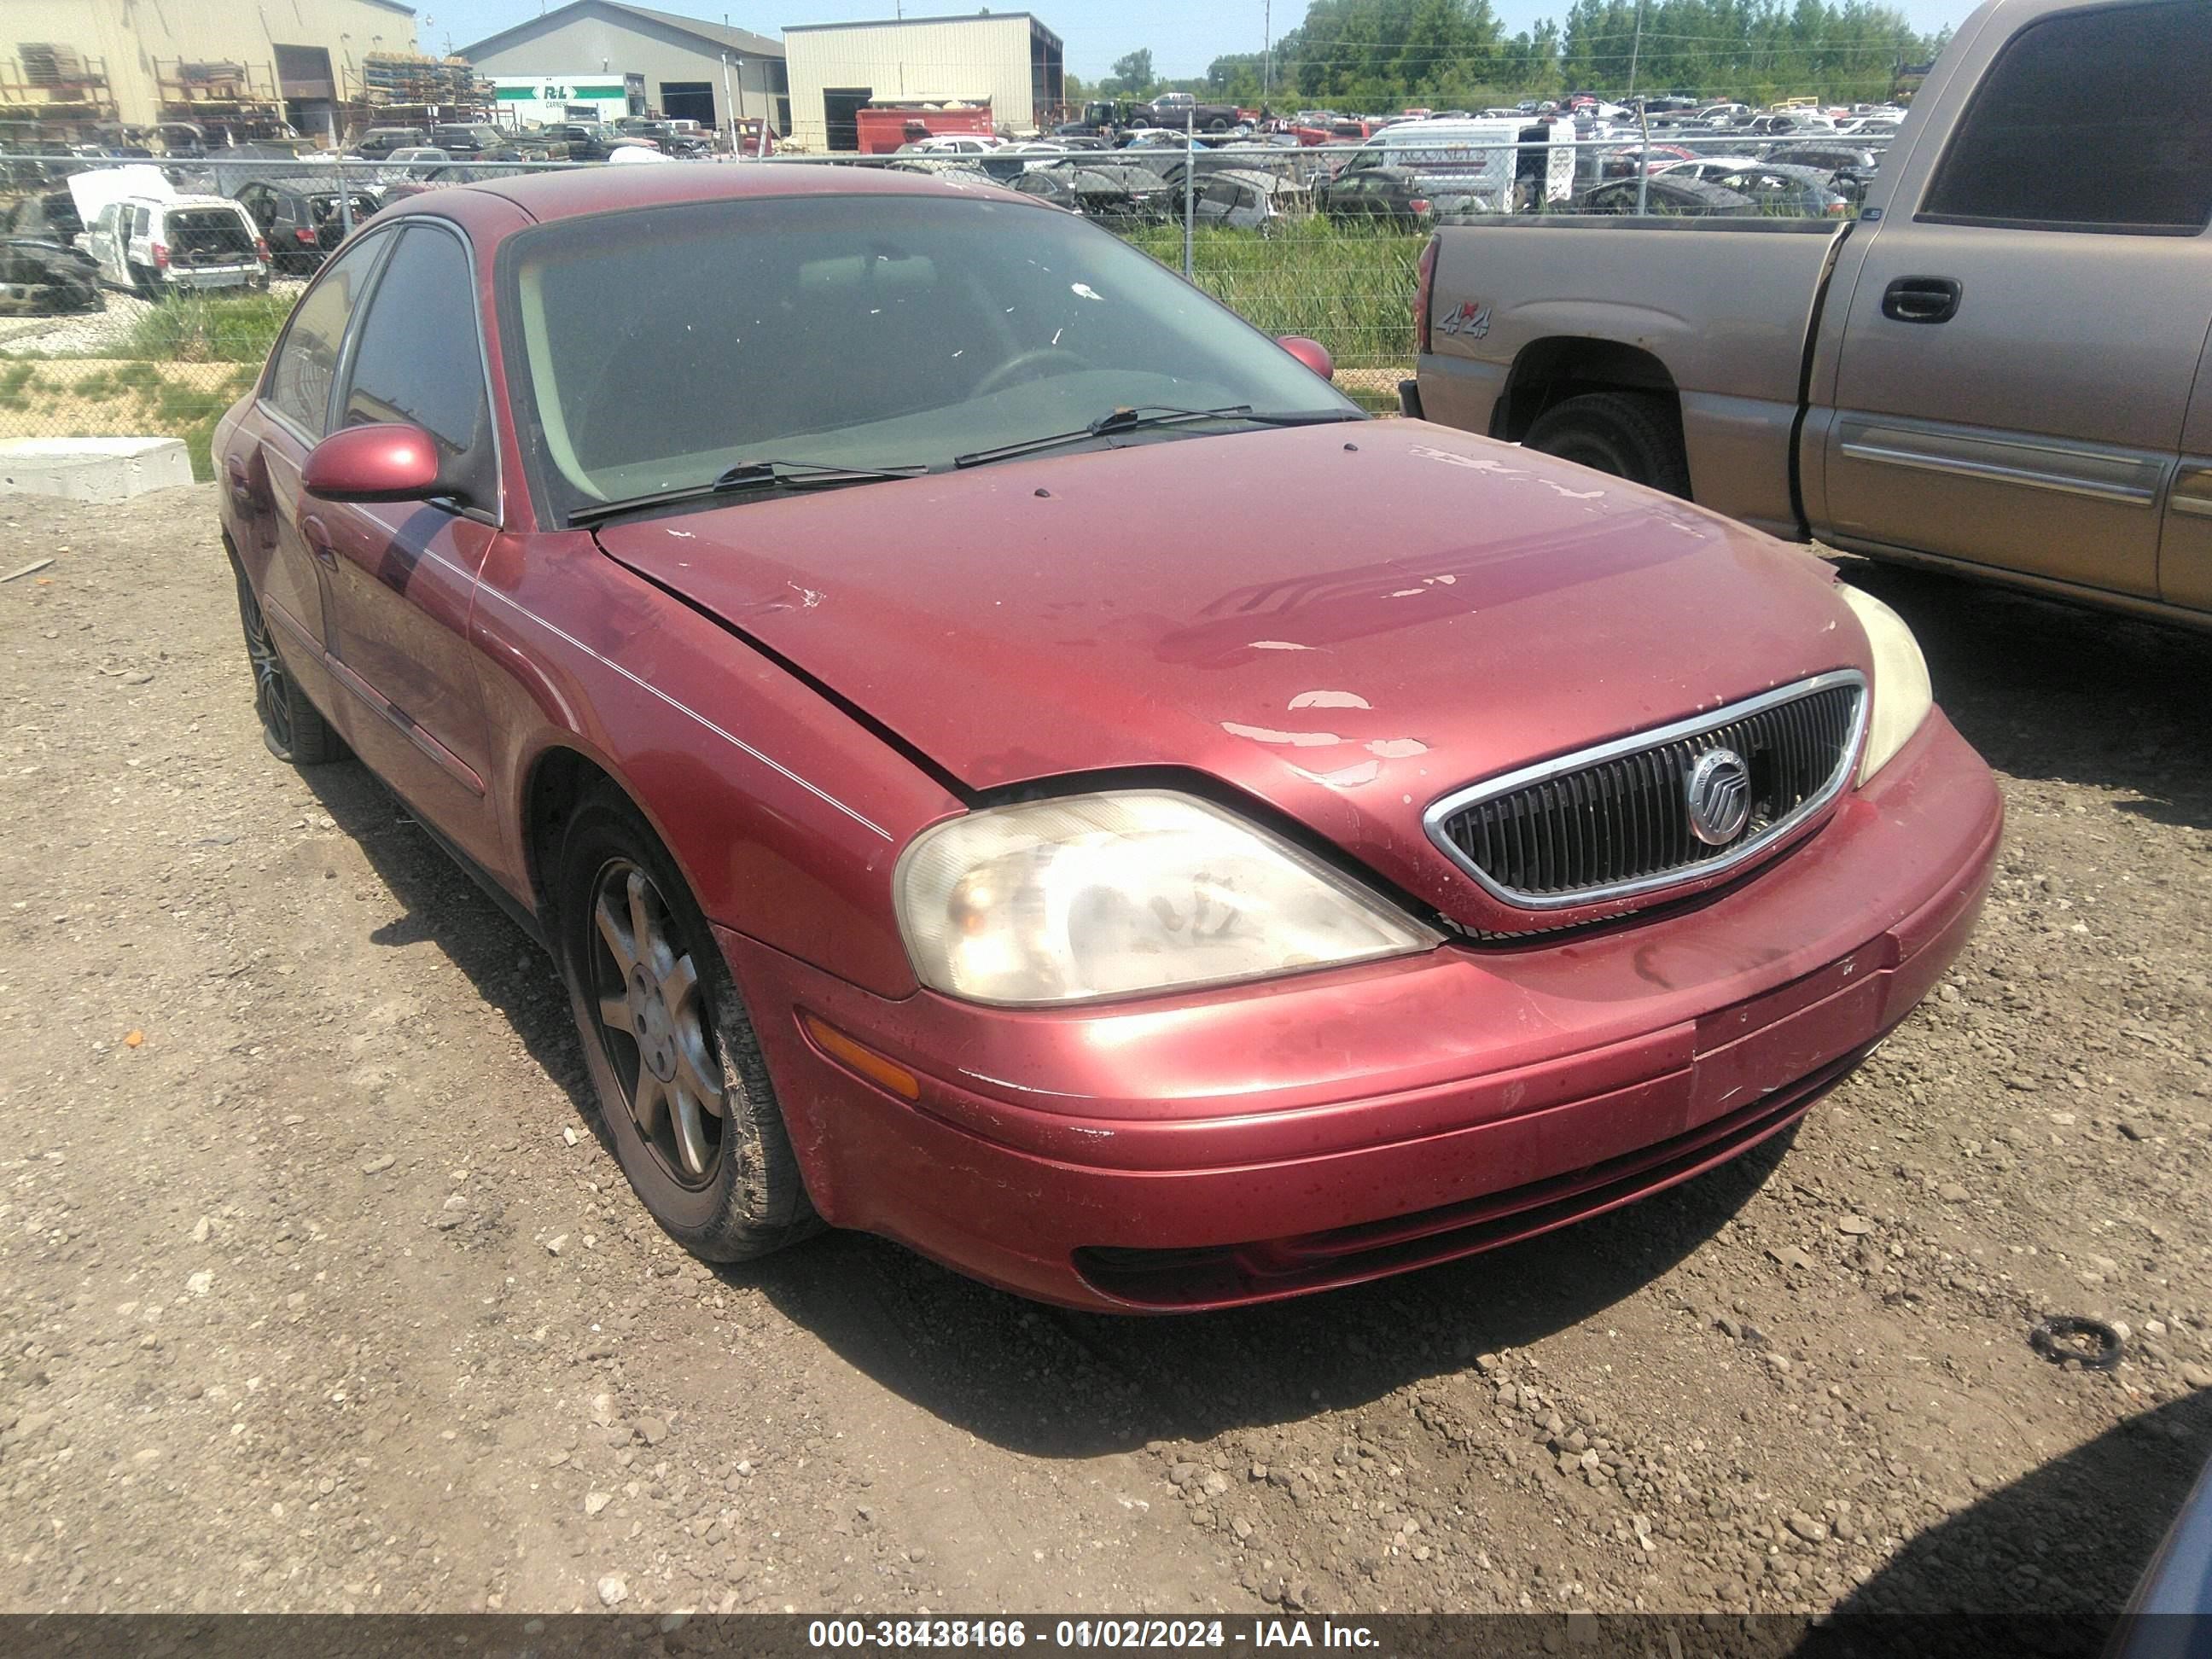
[570,458,930,527]
[953,405,1362,469]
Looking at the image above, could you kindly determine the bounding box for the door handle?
[1882,276,1962,324]
[224,459,258,513]
[301,514,339,568]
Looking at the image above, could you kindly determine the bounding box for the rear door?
[1817,1,2212,599]
[122,204,152,279]
[2158,338,2212,614]
[317,220,502,862]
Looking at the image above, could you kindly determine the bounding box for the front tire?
[553,789,818,1262]
[231,560,342,765]
[1523,391,1692,497]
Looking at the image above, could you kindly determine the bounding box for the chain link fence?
[0,130,1889,473]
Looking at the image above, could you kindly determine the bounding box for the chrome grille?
[1425,672,1866,911]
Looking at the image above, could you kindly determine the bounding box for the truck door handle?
[1882,276,1962,324]
[301,515,339,568]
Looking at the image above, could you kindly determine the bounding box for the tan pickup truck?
[1407,0,2212,630]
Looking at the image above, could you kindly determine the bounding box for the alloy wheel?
[238,583,295,754]
[586,859,728,1188]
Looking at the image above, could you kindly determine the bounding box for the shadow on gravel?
[298,759,610,1150]
[1831,557,2212,832]
[1832,1388,2212,1623]
[755,1123,1799,1459]
[295,737,1805,1460]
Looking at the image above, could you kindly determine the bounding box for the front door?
[318,221,502,864]
[1819,1,2212,601]
[240,228,392,699]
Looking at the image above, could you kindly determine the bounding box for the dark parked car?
[1009,166,1173,225]
[1575,175,1761,215]
[1315,164,1437,223]
[0,235,102,315]
[0,189,82,242]
[231,179,381,270]
[429,124,516,160]
[1699,163,1853,217]
[352,127,431,160]
[1761,142,1883,201]
[534,124,620,163]
[1024,159,1175,220]
[213,164,1997,1313]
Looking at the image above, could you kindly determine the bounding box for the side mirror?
[301,422,442,504]
[1278,335,1335,381]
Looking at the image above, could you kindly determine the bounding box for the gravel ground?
[2,485,2209,1623]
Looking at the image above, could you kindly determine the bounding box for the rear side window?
[1920,1,2212,232]
[264,233,384,437]
[340,225,492,493]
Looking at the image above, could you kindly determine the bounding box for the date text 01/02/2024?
[804,1618,1384,1649]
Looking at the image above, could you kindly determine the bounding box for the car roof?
[454,159,1041,222]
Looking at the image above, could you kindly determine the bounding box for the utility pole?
[721,53,738,156]
[1627,0,1650,215]
[1182,108,1196,278]
[1264,0,1272,99]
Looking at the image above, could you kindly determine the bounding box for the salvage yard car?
[83,193,269,295]
[215,161,2000,1312]
[230,178,381,272]
[1410,0,2212,629]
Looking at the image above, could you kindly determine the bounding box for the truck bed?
[1418,215,1850,537]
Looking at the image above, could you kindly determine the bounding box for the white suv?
[83,195,270,298]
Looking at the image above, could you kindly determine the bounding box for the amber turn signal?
[800,1015,920,1102]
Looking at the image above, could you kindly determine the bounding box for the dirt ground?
[3,483,2209,1621]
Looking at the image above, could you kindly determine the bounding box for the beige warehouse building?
[3,0,421,140]
[783,12,1062,151]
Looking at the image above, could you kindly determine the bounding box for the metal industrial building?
[457,2,787,138]
[783,13,1063,151]
[3,0,421,140]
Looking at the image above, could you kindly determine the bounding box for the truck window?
[1920,0,2212,233]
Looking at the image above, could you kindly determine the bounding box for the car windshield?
[505,192,1361,518]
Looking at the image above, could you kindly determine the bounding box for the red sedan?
[213,163,2001,1311]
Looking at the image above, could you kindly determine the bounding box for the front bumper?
[723,709,2001,1311]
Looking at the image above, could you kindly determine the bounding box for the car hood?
[594,421,1871,928]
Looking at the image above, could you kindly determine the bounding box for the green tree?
[1103,49,1158,97]
[1268,0,1938,109]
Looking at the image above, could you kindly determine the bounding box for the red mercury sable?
[213,164,2001,1311]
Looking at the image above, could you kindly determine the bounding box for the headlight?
[1837,584,1932,783]
[895,790,1440,1006]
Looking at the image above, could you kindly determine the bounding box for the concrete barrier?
[0,437,195,503]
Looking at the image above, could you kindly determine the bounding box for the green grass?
[108,290,293,364]
[1121,218,1424,407]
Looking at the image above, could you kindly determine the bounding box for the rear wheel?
[230,560,342,765]
[553,789,818,1262]
[1523,391,1692,497]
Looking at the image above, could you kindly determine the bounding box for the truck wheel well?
[1497,339,1680,444]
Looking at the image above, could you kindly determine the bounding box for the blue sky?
[426,0,1979,82]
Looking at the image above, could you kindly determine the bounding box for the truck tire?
[1524,392,1691,498]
